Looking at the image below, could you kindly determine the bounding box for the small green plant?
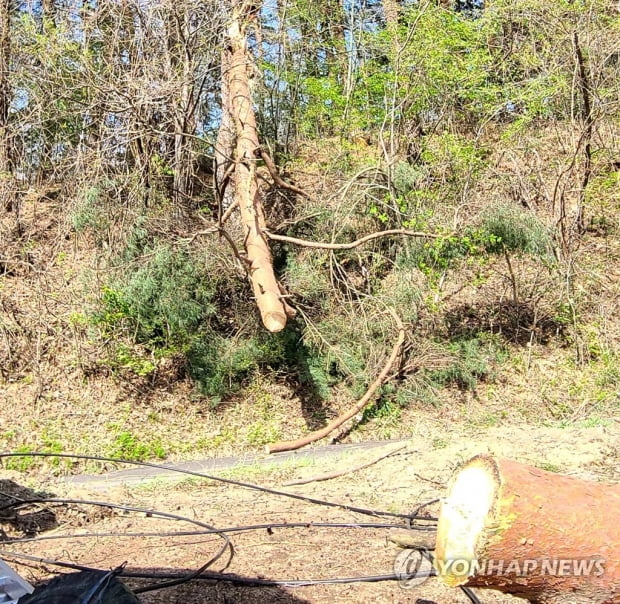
[3,445,36,472]
[71,184,108,233]
[106,431,166,461]
[108,344,156,377]
[246,422,281,446]
[432,437,448,449]
[479,204,552,258]
[537,462,561,473]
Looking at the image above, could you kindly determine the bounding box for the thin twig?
[282,444,407,486]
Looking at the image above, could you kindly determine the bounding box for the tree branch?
[264,229,445,250]
[281,444,406,486]
[257,147,313,200]
[266,310,405,454]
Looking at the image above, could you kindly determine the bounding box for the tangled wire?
[0,452,480,603]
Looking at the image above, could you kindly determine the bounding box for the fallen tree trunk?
[219,1,289,332]
[434,455,620,603]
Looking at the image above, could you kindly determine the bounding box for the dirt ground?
[1,421,618,603]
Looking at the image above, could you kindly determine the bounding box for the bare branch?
[281,444,406,486]
[267,310,405,454]
[264,229,446,250]
[257,147,313,200]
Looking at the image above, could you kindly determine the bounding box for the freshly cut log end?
[434,455,620,603]
[262,310,287,333]
[435,456,497,586]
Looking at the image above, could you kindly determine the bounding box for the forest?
[0,0,619,462]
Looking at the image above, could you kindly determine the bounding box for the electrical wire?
[0,452,438,522]
[0,520,436,546]
[0,451,480,602]
[0,550,434,588]
[0,496,233,595]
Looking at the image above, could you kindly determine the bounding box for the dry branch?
[264,229,445,250]
[435,455,620,603]
[281,444,406,486]
[257,148,313,200]
[267,312,405,454]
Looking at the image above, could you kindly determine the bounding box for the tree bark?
[219,0,288,332]
[0,0,10,174]
[0,0,13,211]
[383,0,402,32]
[214,49,236,213]
[435,455,620,603]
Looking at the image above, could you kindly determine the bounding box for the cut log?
[434,455,620,603]
[220,2,288,333]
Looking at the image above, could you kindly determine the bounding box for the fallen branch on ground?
[266,311,405,454]
[281,444,406,486]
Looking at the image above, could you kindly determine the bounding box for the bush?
[186,329,294,399]
[95,245,216,348]
[480,204,552,257]
[427,334,507,390]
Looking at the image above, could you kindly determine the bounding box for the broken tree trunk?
[219,1,288,332]
[434,455,620,603]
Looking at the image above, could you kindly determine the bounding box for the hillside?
[0,0,619,599]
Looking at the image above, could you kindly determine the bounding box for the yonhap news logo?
[393,549,435,588]
[394,553,606,589]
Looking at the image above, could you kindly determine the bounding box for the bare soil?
[1,422,618,603]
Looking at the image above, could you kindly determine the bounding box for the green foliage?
[106,431,166,461]
[95,245,216,349]
[187,329,293,399]
[480,205,552,257]
[3,445,36,472]
[399,204,551,281]
[106,344,156,377]
[428,334,507,391]
[71,185,109,233]
[402,229,499,278]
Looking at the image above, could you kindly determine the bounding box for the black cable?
[0,451,444,596]
[0,452,438,522]
[407,498,441,529]
[0,550,435,588]
[0,520,435,546]
[420,548,481,604]
[80,564,125,604]
[0,497,234,595]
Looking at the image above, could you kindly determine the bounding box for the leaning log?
[434,455,620,603]
[220,2,288,333]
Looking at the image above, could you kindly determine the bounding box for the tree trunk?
[0,0,13,211]
[0,0,10,172]
[219,0,288,333]
[214,49,236,213]
[383,0,402,32]
[172,8,195,209]
[434,455,620,603]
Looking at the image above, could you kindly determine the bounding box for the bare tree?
[0,0,12,210]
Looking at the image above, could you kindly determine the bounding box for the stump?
[434,455,620,603]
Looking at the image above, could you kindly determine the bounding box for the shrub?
[427,334,507,390]
[480,204,552,257]
[95,244,216,349]
[187,329,293,399]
